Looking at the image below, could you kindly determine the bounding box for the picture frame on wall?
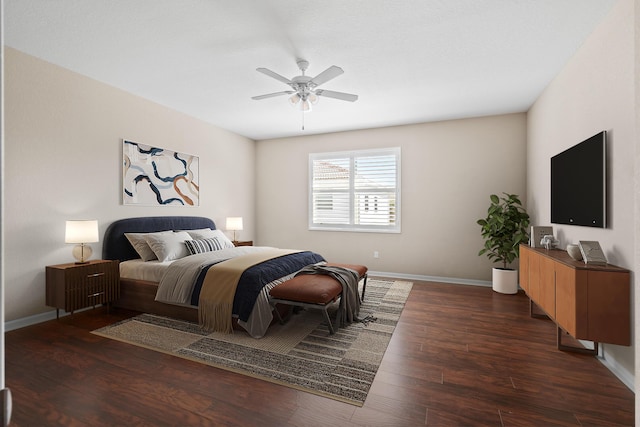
[122,139,200,206]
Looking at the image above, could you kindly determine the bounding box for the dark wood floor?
[6,279,635,426]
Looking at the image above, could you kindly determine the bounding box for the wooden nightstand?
[46,260,120,318]
[233,240,253,247]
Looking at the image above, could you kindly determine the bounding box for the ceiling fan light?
[308,93,319,105]
[288,93,301,107]
[300,99,312,112]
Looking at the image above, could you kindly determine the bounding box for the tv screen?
[551,131,606,228]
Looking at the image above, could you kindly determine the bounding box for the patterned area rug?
[92,279,412,406]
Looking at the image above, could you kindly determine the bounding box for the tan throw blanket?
[199,249,299,333]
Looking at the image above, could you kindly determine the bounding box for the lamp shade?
[288,93,301,107]
[65,220,99,244]
[225,217,243,231]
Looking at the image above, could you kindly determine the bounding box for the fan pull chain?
[301,111,305,131]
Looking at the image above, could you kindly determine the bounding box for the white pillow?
[143,231,192,262]
[184,228,216,239]
[125,231,171,261]
[186,228,235,248]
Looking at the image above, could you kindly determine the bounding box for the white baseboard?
[369,270,492,287]
[598,346,635,391]
[5,307,92,332]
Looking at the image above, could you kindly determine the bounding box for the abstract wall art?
[123,140,199,206]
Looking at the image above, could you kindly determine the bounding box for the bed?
[102,216,325,337]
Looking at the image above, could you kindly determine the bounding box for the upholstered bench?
[269,263,368,334]
[325,263,368,299]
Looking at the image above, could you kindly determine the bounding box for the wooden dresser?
[519,245,630,351]
[46,260,120,318]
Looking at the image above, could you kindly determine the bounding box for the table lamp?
[225,217,243,243]
[65,220,99,264]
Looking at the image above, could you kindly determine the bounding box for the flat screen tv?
[550,131,606,228]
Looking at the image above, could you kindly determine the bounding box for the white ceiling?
[4,0,616,140]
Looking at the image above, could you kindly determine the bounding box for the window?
[309,147,401,232]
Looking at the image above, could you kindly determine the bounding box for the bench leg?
[361,274,368,301]
[272,304,284,324]
[323,308,335,334]
[271,303,292,325]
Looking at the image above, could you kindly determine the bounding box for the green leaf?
[477,192,530,267]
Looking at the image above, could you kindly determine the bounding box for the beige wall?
[527,0,635,388]
[4,48,256,321]
[256,114,527,281]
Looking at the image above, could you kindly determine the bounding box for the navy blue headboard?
[102,216,216,261]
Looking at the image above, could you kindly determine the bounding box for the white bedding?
[119,246,274,283]
[120,259,174,282]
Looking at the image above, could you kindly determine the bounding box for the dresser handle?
[87,272,105,278]
[88,291,105,298]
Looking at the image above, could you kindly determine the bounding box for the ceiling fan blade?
[310,66,344,87]
[315,89,358,102]
[251,91,294,100]
[256,68,293,85]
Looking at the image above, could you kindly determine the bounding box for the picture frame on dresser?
[578,240,608,265]
[530,225,553,248]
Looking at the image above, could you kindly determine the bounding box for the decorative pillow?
[125,231,172,261]
[143,231,192,262]
[185,228,235,249]
[184,237,225,255]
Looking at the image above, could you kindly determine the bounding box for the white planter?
[492,268,518,294]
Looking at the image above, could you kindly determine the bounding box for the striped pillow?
[184,237,224,255]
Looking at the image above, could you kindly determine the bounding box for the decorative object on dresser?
[477,193,530,294]
[540,234,558,250]
[519,244,630,354]
[530,225,554,248]
[65,220,99,264]
[46,260,120,319]
[225,216,243,244]
[578,240,607,265]
[565,244,582,261]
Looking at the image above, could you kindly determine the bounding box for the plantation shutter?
[309,148,401,232]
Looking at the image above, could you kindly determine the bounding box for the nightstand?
[233,240,253,247]
[46,260,120,318]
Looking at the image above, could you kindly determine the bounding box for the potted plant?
[477,193,530,294]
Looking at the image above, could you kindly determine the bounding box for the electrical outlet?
[373,251,379,258]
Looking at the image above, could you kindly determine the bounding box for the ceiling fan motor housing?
[296,59,309,72]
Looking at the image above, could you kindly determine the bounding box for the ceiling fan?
[251,59,358,112]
